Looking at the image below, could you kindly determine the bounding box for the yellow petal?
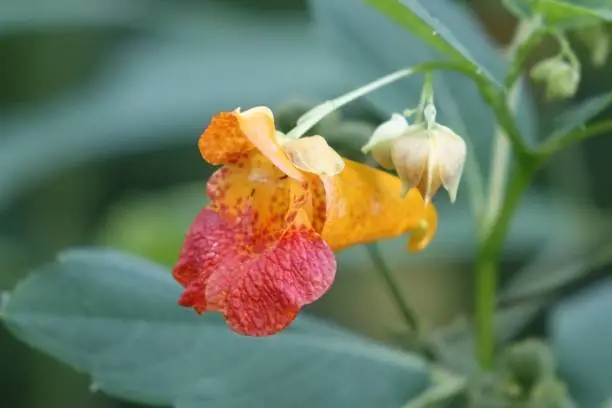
[198,107,303,181]
[198,111,254,165]
[302,173,327,234]
[320,159,437,252]
[207,152,309,242]
[238,107,303,181]
[281,135,345,177]
[405,204,437,252]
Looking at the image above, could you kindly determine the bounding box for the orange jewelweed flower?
[173,106,438,336]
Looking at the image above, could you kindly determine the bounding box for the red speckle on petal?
[198,112,253,165]
[172,207,336,336]
[172,208,243,311]
[306,174,327,234]
[206,153,299,242]
[223,223,336,336]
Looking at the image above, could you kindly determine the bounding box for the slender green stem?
[538,119,612,158]
[475,16,543,369]
[475,160,536,368]
[483,83,521,234]
[498,241,612,309]
[484,18,540,232]
[285,68,415,139]
[505,16,544,89]
[286,59,531,161]
[474,258,496,370]
[366,243,419,333]
[411,62,532,160]
[474,107,612,370]
[552,30,581,69]
[414,72,434,124]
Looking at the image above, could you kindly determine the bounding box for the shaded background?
[1,0,612,407]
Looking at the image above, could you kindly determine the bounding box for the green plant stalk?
[366,243,419,333]
[473,98,612,370]
[483,82,522,234]
[286,68,414,139]
[483,17,541,231]
[482,20,538,235]
[290,59,530,159]
[552,30,581,69]
[475,17,542,369]
[538,118,612,157]
[475,160,536,369]
[505,16,544,89]
[413,72,434,124]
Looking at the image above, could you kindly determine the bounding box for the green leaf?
[550,277,612,408]
[502,0,612,26]
[1,248,431,408]
[501,0,612,28]
[538,0,612,28]
[364,0,498,84]
[550,92,612,138]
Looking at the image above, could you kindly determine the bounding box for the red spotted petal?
[222,220,335,335]
[206,152,310,244]
[172,208,336,336]
[172,207,242,312]
[198,108,303,180]
[302,173,327,234]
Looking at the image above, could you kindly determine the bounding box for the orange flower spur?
[172,106,438,336]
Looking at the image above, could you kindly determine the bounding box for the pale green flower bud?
[392,123,466,203]
[361,113,409,169]
[529,378,576,408]
[363,116,467,203]
[531,57,580,101]
[501,339,556,395]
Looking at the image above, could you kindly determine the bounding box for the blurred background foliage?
[1,0,612,407]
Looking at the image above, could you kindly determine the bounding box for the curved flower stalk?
[173,106,437,336]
